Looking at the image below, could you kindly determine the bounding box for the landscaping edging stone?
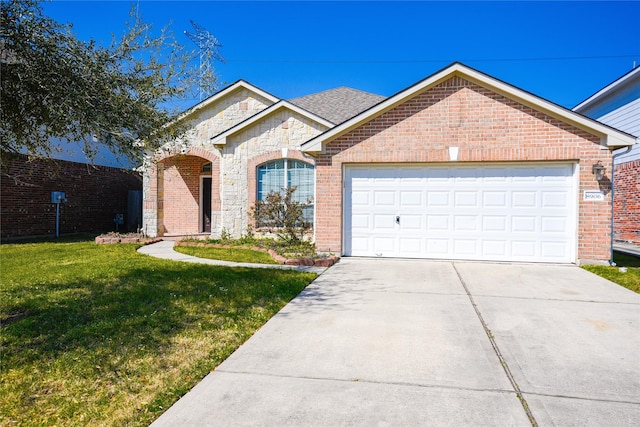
[95,236,163,245]
[174,241,340,267]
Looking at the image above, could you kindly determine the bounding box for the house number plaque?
[583,190,605,201]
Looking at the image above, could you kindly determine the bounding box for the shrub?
[252,187,312,244]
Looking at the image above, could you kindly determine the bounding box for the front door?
[202,177,212,233]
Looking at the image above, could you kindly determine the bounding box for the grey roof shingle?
[289,86,386,124]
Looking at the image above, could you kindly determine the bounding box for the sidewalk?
[613,242,640,257]
[137,240,328,274]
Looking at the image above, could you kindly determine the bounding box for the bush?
[252,187,312,244]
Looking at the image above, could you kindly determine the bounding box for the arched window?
[257,159,314,222]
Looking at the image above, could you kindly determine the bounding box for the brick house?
[142,80,383,238]
[1,154,142,239]
[574,67,640,244]
[143,63,636,264]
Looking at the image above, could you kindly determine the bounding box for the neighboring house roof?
[209,100,335,146]
[289,87,386,124]
[573,66,640,118]
[302,62,637,153]
[572,67,639,165]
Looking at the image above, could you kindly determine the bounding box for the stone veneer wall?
[143,88,274,237]
[313,76,612,263]
[220,110,328,237]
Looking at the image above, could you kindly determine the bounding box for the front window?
[257,159,314,222]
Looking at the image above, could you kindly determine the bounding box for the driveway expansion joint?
[215,368,519,396]
[453,262,539,427]
[520,391,640,406]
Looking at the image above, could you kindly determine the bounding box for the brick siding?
[1,153,141,239]
[314,76,612,263]
[613,160,640,244]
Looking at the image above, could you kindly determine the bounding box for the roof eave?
[301,63,637,153]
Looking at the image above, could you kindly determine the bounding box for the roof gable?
[176,80,279,123]
[302,63,636,153]
[209,100,334,146]
[289,87,385,124]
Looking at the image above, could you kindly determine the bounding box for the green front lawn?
[583,252,640,293]
[0,240,316,426]
[174,245,278,264]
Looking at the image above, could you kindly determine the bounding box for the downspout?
[609,145,633,266]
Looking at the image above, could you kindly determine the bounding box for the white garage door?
[344,164,577,263]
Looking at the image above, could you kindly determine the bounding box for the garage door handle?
[396,216,400,225]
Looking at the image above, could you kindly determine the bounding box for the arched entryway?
[151,148,220,236]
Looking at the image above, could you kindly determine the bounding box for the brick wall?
[1,153,141,239]
[613,160,640,243]
[158,155,212,235]
[314,76,612,263]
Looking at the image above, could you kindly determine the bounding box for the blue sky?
[44,1,639,111]
[43,1,640,112]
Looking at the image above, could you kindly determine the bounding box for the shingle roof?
[289,86,386,124]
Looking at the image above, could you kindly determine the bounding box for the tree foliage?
[252,187,313,244]
[0,0,218,164]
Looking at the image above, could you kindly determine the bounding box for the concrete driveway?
[152,259,640,426]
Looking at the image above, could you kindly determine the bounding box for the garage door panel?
[511,241,537,257]
[400,215,422,230]
[400,191,422,206]
[542,192,569,207]
[427,215,450,231]
[351,237,370,253]
[483,216,507,232]
[512,216,537,233]
[541,216,567,232]
[541,241,569,259]
[351,214,370,229]
[345,164,576,263]
[351,191,369,206]
[454,215,479,231]
[454,239,478,255]
[374,214,395,229]
[512,191,537,208]
[426,239,450,255]
[427,192,450,206]
[399,238,422,255]
[374,191,395,206]
[483,191,508,207]
[373,237,395,254]
[454,192,478,207]
[482,240,507,257]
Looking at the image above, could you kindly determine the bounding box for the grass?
[0,239,316,426]
[174,245,278,264]
[582,252,640,293]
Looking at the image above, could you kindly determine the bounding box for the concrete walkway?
[151,258,640,426]
[137,240,327,274]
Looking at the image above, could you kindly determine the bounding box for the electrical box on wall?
[51,192,67,204]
